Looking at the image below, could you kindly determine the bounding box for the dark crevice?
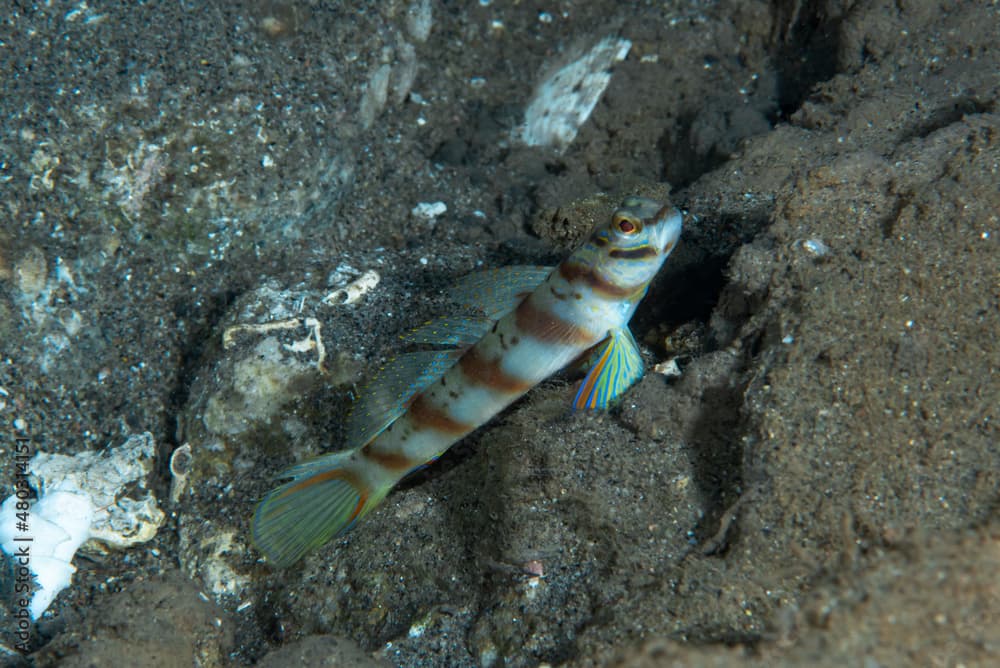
[632,254,729,341]
[880,192,911,240]
[162,293,237,429]
[637,209,775,553]
[658,111,735,190]
[159,266,257,496]
[658,103,777,191]
[659,1,848,190]
[770,0,844,118]
[686,378,751,553]
[635,208,772,339]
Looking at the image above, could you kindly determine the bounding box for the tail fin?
[252,450,391,567]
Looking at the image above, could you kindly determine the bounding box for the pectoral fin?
[572,327,644,410]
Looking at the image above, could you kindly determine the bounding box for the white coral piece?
[0,432,165,618]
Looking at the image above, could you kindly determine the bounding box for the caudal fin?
[252,451,390,567]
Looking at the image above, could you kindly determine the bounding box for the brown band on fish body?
[514,294,594,345]
[558,261,636,299]
[361,442,419,472]
[608,245,656,260]
[408,394,472,436]
[459,346,534,394]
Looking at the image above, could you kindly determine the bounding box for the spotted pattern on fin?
[344,349,463,446]
[448,266,553,319]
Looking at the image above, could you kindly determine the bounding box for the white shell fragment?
[653,358,682,378]
[322,269,381,305]
[411,201,447,220]
[517,36,632,150]
[0,432,165,618]
[169,443,194,504]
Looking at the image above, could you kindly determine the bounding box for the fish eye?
[612,213,642,235]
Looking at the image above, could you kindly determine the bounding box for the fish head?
[581,196,682,291]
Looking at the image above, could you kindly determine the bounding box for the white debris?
[223,316,328,371]
[2,491,93,619]
[391,41,419,104]
[59,308,84,337]
[182,528,250,598]
[802,238,830,256]
[169,443,194,504]
[326,263,359,288]
[411,201,447,220]
[282,317,328,372]
[223,316,301,350]
[517,36,632,150]
[408,620,427,638]
[101,141,165,219]
[53,256,77,290]
[322,269,381,305]
[359,63,392,129]
[406,0,433,43]
[0,432,165,619]
[653,358,682,378]
[14,246,47,302]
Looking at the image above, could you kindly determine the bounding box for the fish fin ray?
[572,327,644,410]
[448,266,554,319]
[400,316,493,347]
[252,451,392,567]
[345,349,464,446]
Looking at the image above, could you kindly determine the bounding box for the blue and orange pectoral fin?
[252,451,390,568]
[572,327,644,411]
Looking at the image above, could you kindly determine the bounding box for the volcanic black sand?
[0,1,997,666]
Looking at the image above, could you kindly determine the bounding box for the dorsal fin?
[345,266,553,445]
[448,265,553,319]
[344,349,464,446]
[400,316,493,347]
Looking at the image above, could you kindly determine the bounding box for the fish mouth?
[653,206,683,253]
